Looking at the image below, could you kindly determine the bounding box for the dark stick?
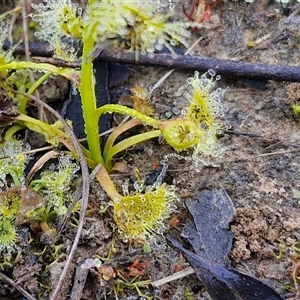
[4,41,54,57]
[4,41,300,82]
[97,51,300,82]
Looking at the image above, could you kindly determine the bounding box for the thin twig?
[151,267,195,287]
[288,3,300,19]
[226,148,300,164]
[21,1,44,120]
[250,148,300,158]
[21,2,30,63]
[7,7,18,43]
[14,91,90,300]
[4,41,300,82]
[0,271,36,300]
[96,51,300,82]
[252,33,272,47]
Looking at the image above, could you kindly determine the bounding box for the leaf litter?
[167,189,283,300]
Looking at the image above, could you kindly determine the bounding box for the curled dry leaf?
[167,189,283,300]
[166,234,283,300]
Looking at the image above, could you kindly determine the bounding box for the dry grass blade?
[14,91,90,300]
[0,271,36,300]
[226,148,300,164]
[21,0,43,119]
[151,267,195,287]
[25,149,59,184]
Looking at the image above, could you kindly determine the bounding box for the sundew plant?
[0,0,228,243]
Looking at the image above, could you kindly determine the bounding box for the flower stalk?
[77,30,104,164]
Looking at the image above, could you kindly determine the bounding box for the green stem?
[78,30,104,164]
[104,130,161,170]
[27,72,52,95]
[103,118,142,158]
[15,114,91,159]
[93,104,161,128]
[9,169,21,186]
[0,62,80,84]
[19,72,52,113]
[4,124,24,140]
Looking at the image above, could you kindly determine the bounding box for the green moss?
[0,139,30,187]
[292,103,300,122]
[30,154,80,216]
[0,219,17,248]
[0,191,20,250]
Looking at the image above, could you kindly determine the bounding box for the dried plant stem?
[6,41,300,82]
[97,51,300,82]
[151,267,195,287]
[21,0,42,119]
[226,148,300,164]
[0,271,37,300]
